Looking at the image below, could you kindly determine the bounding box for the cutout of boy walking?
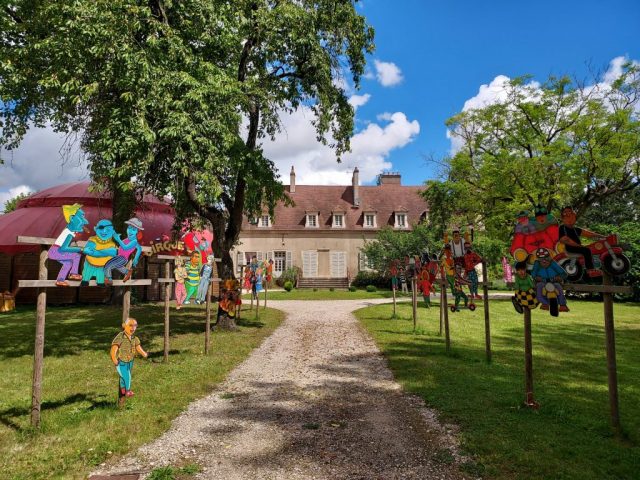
[111,317,148,401]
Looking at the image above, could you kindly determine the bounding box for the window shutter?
[257,251,264,262]
[267,251,273,261]
[286,251,292,269]
[236,251,243,266]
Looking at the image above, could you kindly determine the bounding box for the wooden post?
[163,261,171,362]
[523,307,537,408]
[122,287,131,325]
[392,287,397,318]
[250,290,254,311]
[439,281,443,336]
[443,280,450,352]
[205,283,212,355]
[412,277,417,332]
[602,272,621,435]
[31,248,48,428]
[482,261,492,363]
[255,289,260,319]
[264,279,268,309]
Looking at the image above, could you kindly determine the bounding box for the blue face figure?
[94,219,115,241]
[68,209,89,232]
[126,225,139,241]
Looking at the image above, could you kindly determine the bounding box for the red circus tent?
[0,182,178,254]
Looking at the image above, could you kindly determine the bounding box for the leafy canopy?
[423,66,640,242]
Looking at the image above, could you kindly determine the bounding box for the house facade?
[232,168,428,283]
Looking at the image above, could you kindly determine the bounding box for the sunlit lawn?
[0,302,283,480]
[356,299,640,480]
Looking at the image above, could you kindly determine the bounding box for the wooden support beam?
[482,261,492,363]
[442,280,450,352]
[411,277,417,332]
[122,287,131,324]
[31,248,48,428]
[205,284,212,355]
[18,279,152,288]
[602,273,621,436]
[563,283,633,294]
[523,307,537,409]
[163,262,171,363]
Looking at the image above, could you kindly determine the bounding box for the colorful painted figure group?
[48,204,144,287]
[507,205,627,316]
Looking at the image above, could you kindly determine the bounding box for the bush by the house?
[366,285,377,292]
[349,286,357,292]
[276,266,301,288]
[351,271,389,289]
[284,281,293,292]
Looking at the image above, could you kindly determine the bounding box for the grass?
[355,299,640,480]
[241,288,406,301]
[0,302,283,480]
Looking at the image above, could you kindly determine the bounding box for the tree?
[360,224,439,273]
[424,66,640,242]
[2,190,30,213]
[0,1,374,279]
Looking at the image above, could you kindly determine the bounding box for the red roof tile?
[243,184,428,231]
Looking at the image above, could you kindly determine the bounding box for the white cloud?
[260,107,420,186]
[348,94,371,110]
[374,60,403,87]
[0,184,31,213]
[0,125,88,211]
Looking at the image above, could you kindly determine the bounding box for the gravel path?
[92,299,469,480]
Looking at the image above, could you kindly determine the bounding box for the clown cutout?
[183,251,202,305]
[174,257,188,309]
[104,217,144,285]
[81,219,118,286]
[48,204,89,286]
[196,254,215,304]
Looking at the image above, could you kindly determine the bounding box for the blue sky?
[353,0,640,183]
[1,0,639,208]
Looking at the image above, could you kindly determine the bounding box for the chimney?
[290,166,296,193]
[377,172,401,185]
[352,167,360,206]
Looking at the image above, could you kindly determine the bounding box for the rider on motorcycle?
[559,206,604,278]
[531,248,569,313]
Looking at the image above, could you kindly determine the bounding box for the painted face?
[561,209,576,226]
[517,268,527,278]
[190,253,199,265]
[68,209,89,232]
[94,220,114,240]
[453,231,461,241]
[123,319,138,336]
[126,225,138,240]
[517,216,529,224]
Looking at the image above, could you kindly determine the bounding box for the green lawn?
[242,287,404,301]
[355,299,640,480]
[0,303,283,480]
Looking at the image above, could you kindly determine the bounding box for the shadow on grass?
[0,304,225,359]
[0,393,113,431]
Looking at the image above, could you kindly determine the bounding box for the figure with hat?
[81,219,118,286]
[463,241,483,299]
[531,248,569,314]
[511,261,539,313]
[48,204,89,287]
[440,244,456,294]
[104,217,144,285]
[183,251,202,305]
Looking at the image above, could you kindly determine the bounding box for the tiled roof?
[242,184,427,231]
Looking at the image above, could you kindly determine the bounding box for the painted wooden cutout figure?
[440,244,455,293]
[531,248,568,316]
[81,219,118,286]
[174,257,188,309]
[451,264,472,311]
[266,259,274,283]
[463,242,483,300]
[48,203,89,286]
[511,261,539,313]
[111,317,148,400]
[104,217,144,285]
[243,265,252,291]
[196,254,215,305]
[218,279,240,319]
[389,260,399,291]
[183,251,202,305]
[558,206,604,278]
[418,269,436,308]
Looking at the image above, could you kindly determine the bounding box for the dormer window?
[306,211,319,228]
[259,214,271,228]
[364,211,377,228]
[332,211,345,228]
[395,212,408,229]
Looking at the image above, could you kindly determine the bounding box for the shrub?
[329,287,335,292]
[351,271,389,289]
[284,281,293,292]
[349,286,357,292]
[276,266,301,288]
[366,284,377,292]
[313,287,318,292]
